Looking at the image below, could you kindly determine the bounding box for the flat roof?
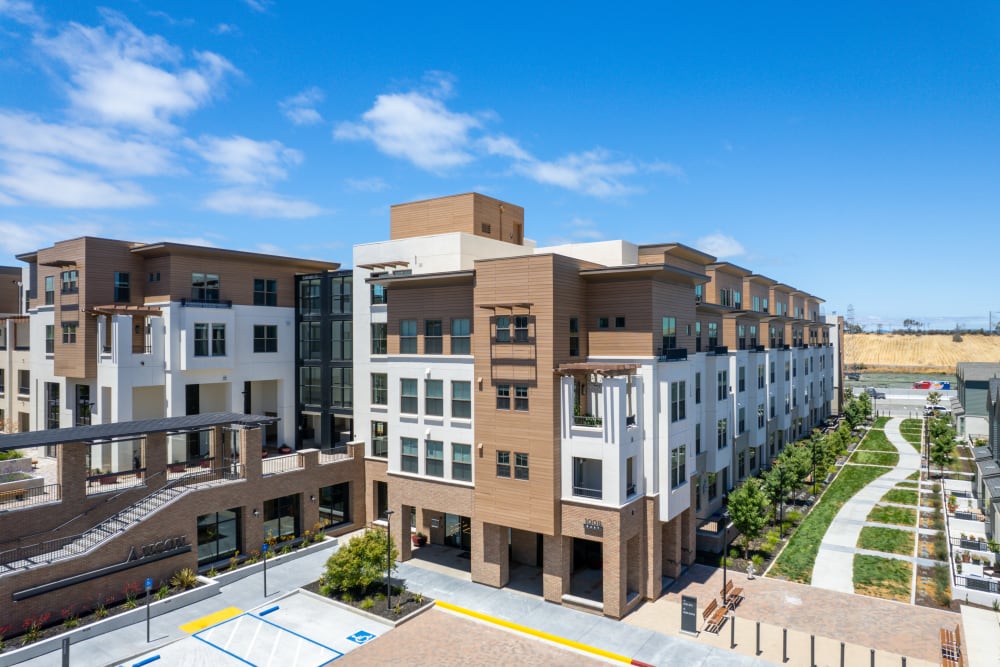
[973,446,993,461]
[984,475,1000,500]
[0,412,276,450]
[957,362,1000,382]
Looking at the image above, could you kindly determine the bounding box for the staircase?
[0,485,190,574]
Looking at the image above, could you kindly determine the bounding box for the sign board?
[145,577,153,591]
[681,595,698,635]
[262,543,269,552]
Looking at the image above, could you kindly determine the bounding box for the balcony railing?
[0,483,61,511]
[180,298,232,308]
[657,348,688,362]
[262,453,303,476]
[132,343,152,354]
[572,484,603,499]
[573,415,603,427]
[319,444,353,464]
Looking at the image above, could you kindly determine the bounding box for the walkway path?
[811,418,922,593]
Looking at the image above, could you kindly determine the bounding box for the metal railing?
[573,415,603,427]
[0,483,61,511]
[85,470,146,496]
[180,298,232,308]
[954,574,1000,593]
[319,444,352,464]
[262,453,302,476]
[951,536,993,552]
[572,484,602,499]
[131,343,152,354]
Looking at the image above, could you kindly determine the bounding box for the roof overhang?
[580,263,708,286]
[556,362,639,376]
[366,270,474,288]
[358,260,411,271]
[90,304,164,317]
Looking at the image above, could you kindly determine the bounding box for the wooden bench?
[702,598,727,633]
[721,579,745,609]
[0,488,27,503]
[940,624,963,667]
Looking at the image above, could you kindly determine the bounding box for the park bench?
[702,598,727,633]
[940,624,963,667]
[721,579,744,609]
[0,488,27,504]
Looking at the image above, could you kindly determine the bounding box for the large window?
[45,324,54,354]
[331,367,352,408]
[400,320,417,353]
[451,319,470,354]
[299,322,321,360]
[114,272,130,302]
[253,325,277,353]
[425,380,443,416]
[371,323,387,355]
[496,384,510,410]
[318,482,351,528]
[707,322,718,349]
[370,283,387,305]
[424,320,443,354]
[254,278,277,306]
[371,373,388,405]
[670,380,686,422]
[400,378,418,414]
[61,270,78,292]
[717,370,728,400]
[194,323,226,357]
[452,443,471,481]
[452,381,471,419]
[331,321,352,360]
[17,370,29,395]
[662,316,677,350]
[299,367,321,405]
[514,452,529,480]
[44,276,54,305]
[738,366,746,392]
[371,421,388,457]
[671,445,687,489]
[514,385,528,411]
[299,278,320,315]
[191,272,219,303]
[45,382,59,429]
[263,494,299,540]
[717,418,728,449]
[331,275,352,314]
[495,316,510,343]
[401,437,419,473]
[425,440,444,477]
[496,450,510,477]
[197,509,240,566]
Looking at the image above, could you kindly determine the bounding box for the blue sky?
[1,2,998,331]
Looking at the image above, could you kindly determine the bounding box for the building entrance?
[443,514,470,550]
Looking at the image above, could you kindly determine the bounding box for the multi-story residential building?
[16,237,338,469]
[354,193,835,619]
[0,267,30,436]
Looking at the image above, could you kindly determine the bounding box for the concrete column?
[471,521,508,587]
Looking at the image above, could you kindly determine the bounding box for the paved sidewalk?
[811,418,921,593]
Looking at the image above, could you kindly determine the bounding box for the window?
[318,482,351,528]
[425,440,444,477]
[45,383,59,429]
[695,372,701,404]
[197,509,240,566]
[452,381,471,419]
[61,270,78,292]
[749,324,758,347]
[785,361,790,381]
[708,473,718,500]
[400,378,418,414]
[44,276,54,305]
[425,380,443,416]
[0,369,4,394]
[148,272,160,282]
[370,283,387,305]
[671,445,687,489]
[717,370,728,400]
[299,367,321,404]
[331,275,352,314]
[425,320,443,354]
[212,323,226,355]
[400,320,417,353]
[371,373,388,405]
[495,316,511,343]
[496,450,511,477]
[253,325,277,353]
[496,384,510,410]
[627,457,636,496]
[513,315,529,342]
[614,316,626,329]
[254,278,277,306]
[17,370,29,395]
[758,404,765,428]
[662,316,677,350]
[717,418,728,449]
[598,317,609,329]
[62,322,77,343]
[514,453,529,480]
[298,277,320,316]
[371,323,387,355]
[451,319,470,354]
[514,385,528,411]
[758,364,765,389]
[401,437,419,473]
[763,297,769,313]
[752,296,760,312]
[695,423,701,455]
[738,366,746,392]
[695,321,702,352]
[695,284,703,301]
[708,322,718,348]
[331,321,352,360]
[263,494,299,540]
[770,361,775,383]
[452,443,472,481]
[191,272,219,302]
[193,323,226,357]
[331,367,352,408]
[738,451,746,479]
[45,324,54,353]
[737,324,746,349]
[114,272,130,302]
[784,395,790,414]
[194,323,208,356]
[770,396,776,419]
[793,359,797,377]
[300,322,321,360]
[738,406,746,434]
[670,381,686,422]
[371,421,388,457]
[569,317,580,356]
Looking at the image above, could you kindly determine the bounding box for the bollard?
[783,628,788,663]
[840,641,845,667]
[61,637,70,667]
[871,648,875,667]
[730,613,736,649]
[902,658,906,667]
[756,621,761,656]
[811,635,815,667]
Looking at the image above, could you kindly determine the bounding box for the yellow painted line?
[435,600,631,664]
[179,606,244,634]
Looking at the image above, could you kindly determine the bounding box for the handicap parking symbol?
[347,630,376,645]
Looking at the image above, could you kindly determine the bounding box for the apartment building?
[355,193,834,619]
[0,267,29,435]
[16,237,338,470]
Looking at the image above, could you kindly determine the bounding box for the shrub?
[94,604,108,619]
[170,568,199,590]
[320,529,396,597]
[359,597,375,610]
[206,567,219,578]
[751,554,765,572]
[155,585,170,600]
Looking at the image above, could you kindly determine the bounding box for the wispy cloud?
[202,188,324,219]
[694,233,745,259]
[0,219,101,256]
[344,176,388,193]
[35,9,238,132]
[187,135,302,185]
[213,23,238,35]
[0,151,153,208]
[242,0,271,13]
[0,0,44,28]
[279,87,324,126]
[544,217,607,245]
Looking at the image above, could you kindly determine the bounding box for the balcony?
[657,348,688,362]
[574,414,603,428]
[180,298,232,309]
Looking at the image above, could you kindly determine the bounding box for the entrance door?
[444,514,471,550]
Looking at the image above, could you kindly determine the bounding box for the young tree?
[320,529,397,596]
[727,477,770,559]
[928,415,956,477]
[926,391,941,406]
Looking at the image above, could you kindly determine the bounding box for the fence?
[262,453,302,476]
[0,483,61,511]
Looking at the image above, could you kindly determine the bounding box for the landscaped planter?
[209,534,338,585]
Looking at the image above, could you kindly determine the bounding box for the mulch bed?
[301,580,434,622]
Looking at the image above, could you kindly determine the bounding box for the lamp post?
[384,509,394,610]
[721,496,731,607]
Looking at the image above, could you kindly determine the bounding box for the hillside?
[844,333,1000,373]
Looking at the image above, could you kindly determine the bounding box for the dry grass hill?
[844,333,1000,373]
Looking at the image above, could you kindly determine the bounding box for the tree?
[727,477,770,559]
[903,318,923,332]
[928,414,956,477]
[320,528,397,595]
[926,391,941,406]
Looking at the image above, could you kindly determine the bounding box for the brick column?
[471,521,508,587]
[542,533,567,603]
[241,426,263,482]
[390,503,410,562]
[58,441,88,507]
[144,432,167,491]
[663,519,682,578]
[680,505,696,566]
[645,496,662,598]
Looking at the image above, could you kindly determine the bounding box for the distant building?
[956,361,1000,435]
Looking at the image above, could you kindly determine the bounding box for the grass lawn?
[770,464,891,583]
[873,417,889,429]
[851,450,900,466]
[895,481,919,488]
[882,488,919,505]
[858,526,915,555]
[867,505,917,527]
[899,419,923,451]
[854,555,912,602]
[857,430,896,452]
[906,471,920,481]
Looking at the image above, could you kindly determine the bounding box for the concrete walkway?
[811,418,922,592]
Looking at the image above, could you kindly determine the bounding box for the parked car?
[924,405,950,416]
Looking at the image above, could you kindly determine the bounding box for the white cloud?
[36,9,238,132]
[242,0,271,12]
[0,0,43,28]
[0,151,153,208]
[565,217,604,240]
[187,135,302,185]
[694,233,745,259]
[279,87,324,126]
[0,220,101,257]
[644,160,687,180]
[202,188,323,218]
[480,135,531,161]
[516,149,639,198]
[213,23,238,35]
[344,176,388,193]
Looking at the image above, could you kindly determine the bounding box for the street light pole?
[384,509,394,610]
[722,496,730,607]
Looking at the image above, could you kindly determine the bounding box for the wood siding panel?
[651,281,698,354]
[385,283,474,355]
[390,193,525,244]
